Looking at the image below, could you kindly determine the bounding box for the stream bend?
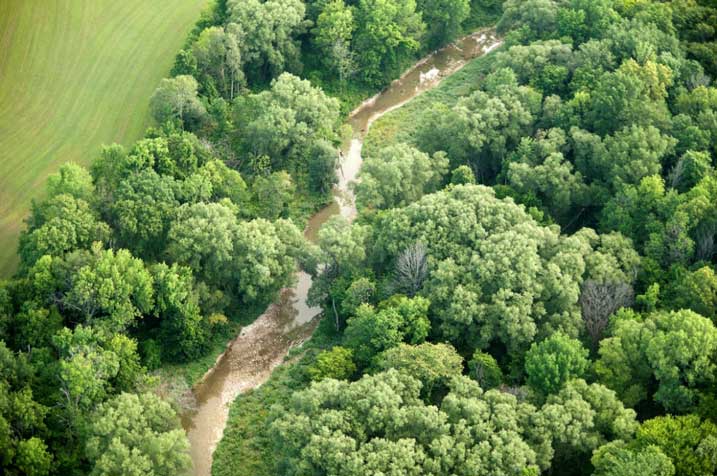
[181,28,502,476]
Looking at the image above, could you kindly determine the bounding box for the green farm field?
[0,0,207,276]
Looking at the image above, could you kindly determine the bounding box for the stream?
[180,28,502,476]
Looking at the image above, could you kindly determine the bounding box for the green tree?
[371,185,594,359]
[61,245,154,335]
[111,169,178,258]
[353,0,425,86]
[307,346,356,381]
[19,194,111,269]
[313,0,355,78]
[232,218,304,302]
[604,125,677,187]
[197,160,248,206]
[468,350,503,389]
[524,332,589,396]
[375,342,463,401]
[237,73,340,171]
[557,0,618,46]
[151,263,209,362]
[417,0,470,48]
[192,25,245,99]
[86,392,191,476]
[596,309,717,412]
[271,371,552,475]
[343,296,430,368]
[592,441,674,476]
[167,202,239,287]
[663,266,717,321]
[251,171,295,220]
[669,150,712,193]
[46,162,94,202]
[150,75,206,128]
[227,0,307,82]
[0,342,52,476]
[539,379,637,469]
[635,415,717,476]
[354,144,448,211]
[497,0,559,42]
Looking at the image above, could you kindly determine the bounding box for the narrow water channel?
[181,28,502,476]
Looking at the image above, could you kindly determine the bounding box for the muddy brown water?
[180,28,502,476]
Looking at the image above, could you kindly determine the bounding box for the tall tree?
[86,392,191,476]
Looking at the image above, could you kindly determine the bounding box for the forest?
[2,0,717,475]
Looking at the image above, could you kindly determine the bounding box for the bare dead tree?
[579,280,634,349]
[393,242,428,296]
[668,157,686,190]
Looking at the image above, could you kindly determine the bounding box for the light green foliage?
[557,0,618,45]
[592,441,674,476]
[415,71,540,181]
[167,202,238,286]
[450,165,475,185]
[354,143,449,211]
[271,370,551,475]
[61,246,154,335]
[14,437,53,476]
[672,86,717,156]
[525,332,589,396]
[375,342,463,400]
[343,296,430,367]
[11,306,63,351]
[604,125,677,187]
[635,415,717,476]
[86,392,191,476]
[227,0,307,82]
[669,151,712,193]
[308,346,356,381]
[237,73,340,171]
[192,25,245,100]
[233,218,304,302]
[111,169,178,258]
[540,379,637,457]
[354,0,425,86]
[664,266,717,321]
[18,194,111,269]
[596,309,717,412]
[251,171,295,220]
[494,41,574,95]
[313,0,355,77]
[587,60,673,135]
[150,75,207,128]
[371,185,596,356]
[53,326,144,412]
[318,216,369,274]
[46,162,95,202]
[198,159,249,208]
[417,0,470,47]
[340,277,376,318]
[167,201,306,302]
[506,128,587,221]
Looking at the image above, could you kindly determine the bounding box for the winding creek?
[180,28,502,476]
